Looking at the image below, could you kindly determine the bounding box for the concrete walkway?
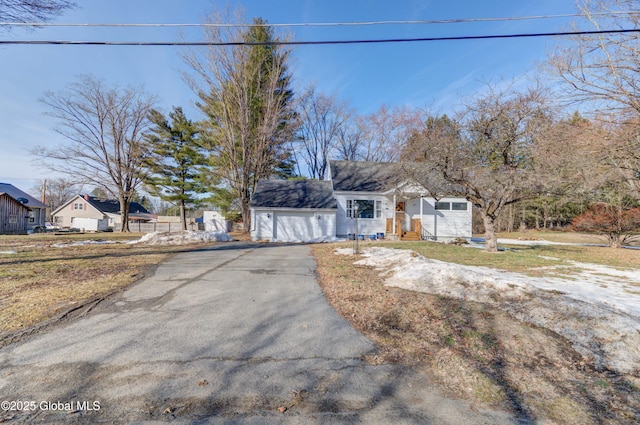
[0,242,519,424]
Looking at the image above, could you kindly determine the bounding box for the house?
[0,183,47,232]
[52,194,151,230]
[0,192,31,235]
[250,160,472,243]
[250,180,337,242]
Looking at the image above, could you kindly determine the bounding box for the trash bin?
[376,232,385,239]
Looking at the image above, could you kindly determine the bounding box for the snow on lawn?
[52,239,118,248]
[51,231,234,247]
[132,230,234,245]
[337,246,640,374]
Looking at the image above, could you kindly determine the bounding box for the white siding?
[409,197,472,239]
[251,209,336,242]
[334,193,390,237]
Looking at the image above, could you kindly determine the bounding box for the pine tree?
[143,107,208,230]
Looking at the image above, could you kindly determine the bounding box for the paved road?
[0,242,519,424]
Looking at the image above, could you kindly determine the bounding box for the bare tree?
[32,75,155,232]
[404,84,550,252]
[549,0,640,197]
[296,85,352,179]
[182,11,298,232]
[334,118,364,161]
[359,105,422,162]
[0,0,75,24]
[31,177,82,219]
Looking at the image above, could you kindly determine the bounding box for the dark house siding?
[0,193,30,235]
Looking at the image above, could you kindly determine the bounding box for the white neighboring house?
[250,161,472,243]
[250,180,337,242]
[52,194,152,229]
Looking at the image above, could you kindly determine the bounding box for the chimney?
[84,194,89,201]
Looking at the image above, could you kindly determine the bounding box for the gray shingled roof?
[84,195,149,214]
[251,180,337,209]
[329,160,407,192]
[0,183,46,208]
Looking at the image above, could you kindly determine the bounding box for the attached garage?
[250,180,337,242]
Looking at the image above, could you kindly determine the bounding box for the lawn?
[313,238,640,424]
[0,233,215,339]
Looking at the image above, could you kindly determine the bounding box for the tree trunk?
[241,198,251,234]
[482,213,499,253]
[180,201,187,231]
[609,233,622,249]
[120,196,131,232]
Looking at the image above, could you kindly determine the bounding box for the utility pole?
[41,179,47,204]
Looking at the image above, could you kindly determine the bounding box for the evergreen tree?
[143,107,208,230]
[184,14,298,232]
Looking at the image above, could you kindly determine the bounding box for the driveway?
[0,242,518,424]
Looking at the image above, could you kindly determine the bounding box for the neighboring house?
[250,180,337,242]
[250,160,472,243]
[52,194,151,229]
[0,183,47,232]
[0,192,31,235]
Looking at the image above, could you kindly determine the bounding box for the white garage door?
[274,212,316,242]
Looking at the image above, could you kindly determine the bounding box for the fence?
[114,221,202,233]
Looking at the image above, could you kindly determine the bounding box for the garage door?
[274,212,316,242]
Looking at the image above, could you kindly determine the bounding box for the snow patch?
[132,230,234,245]
[343,247,640,374]
[52,239,117,248]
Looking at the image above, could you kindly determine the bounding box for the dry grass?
[0,233,217,336]
[313,242,640,424]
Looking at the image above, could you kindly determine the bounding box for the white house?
[52,194,152,229]
[250,161,472,243]
[330,161,472,241]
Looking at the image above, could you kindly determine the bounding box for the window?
[8,215,17,224]
[29,211,35,223]
[347,200,382,219]
[452,202,468,211]
[435,202,450,210]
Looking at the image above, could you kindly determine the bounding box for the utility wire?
[0,11,635,28]
[0,28,638,46]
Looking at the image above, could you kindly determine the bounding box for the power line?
[0,11,635,28]
[0,28,638,46]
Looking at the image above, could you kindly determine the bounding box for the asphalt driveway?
[0,242,518,424]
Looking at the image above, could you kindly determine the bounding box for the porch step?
[401,231,420,241]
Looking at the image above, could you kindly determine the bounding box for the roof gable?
[251,180,337,209]
[0,183,46,208]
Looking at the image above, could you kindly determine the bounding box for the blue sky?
[0,0,580,192]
